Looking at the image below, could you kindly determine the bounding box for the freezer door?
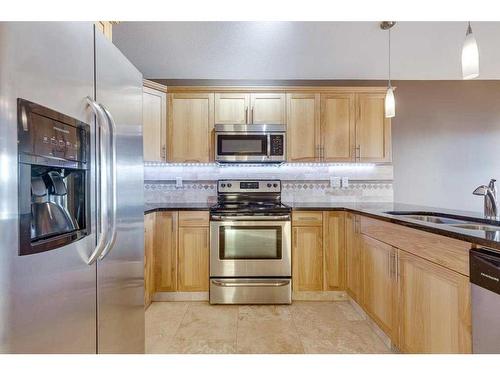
[94,30,145,353]
[0,22,97,353]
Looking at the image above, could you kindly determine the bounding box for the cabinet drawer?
[360,216,470,276]
[292,211,323,226]
[178,211,209,227]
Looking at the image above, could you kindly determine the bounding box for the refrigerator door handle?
[86,96,111,265]
[97,104,117,260]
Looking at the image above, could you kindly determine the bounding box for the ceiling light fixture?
[461,21,479,80]
[380,21,396,118]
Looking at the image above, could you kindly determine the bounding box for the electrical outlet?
[176,177,183,188]
[330,177,341,188]
[341,177,349,188]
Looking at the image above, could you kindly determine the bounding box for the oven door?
[210,219,291,277]
[215,132,270,162]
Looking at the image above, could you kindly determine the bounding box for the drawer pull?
[211,280,290,288]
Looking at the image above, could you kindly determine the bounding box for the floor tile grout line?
[289,304,308,354]
[165,302,191,353]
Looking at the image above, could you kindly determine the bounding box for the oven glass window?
[219,226,282,259]
[217,135,267,155]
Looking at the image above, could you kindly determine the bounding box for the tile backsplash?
[144,163,393,204]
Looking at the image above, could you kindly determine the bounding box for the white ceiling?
[113,22,500,80]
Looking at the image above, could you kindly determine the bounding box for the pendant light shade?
[461,22,479,80]
[385,86,395,118]
[380,21,396,118]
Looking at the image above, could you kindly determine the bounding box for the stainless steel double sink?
[385,211,500,233]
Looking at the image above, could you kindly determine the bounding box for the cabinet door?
[320,93,355,162]
[361,234,397,339]
[356,93,391,162]
[250,93,286,124]
[323,211,345,290]
[292,226,323,291]
[178,226,209,292]
[154,211,178,292]
[144,213,156,307]
[168,93,214,162]
[214,93,250,124]
[286,93,320,161]
[345,213,362,301]
[398,250,471,353]
[143,85,167,162]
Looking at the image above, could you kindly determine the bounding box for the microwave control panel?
[270,135,284,156]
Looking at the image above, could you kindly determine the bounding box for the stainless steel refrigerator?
[0,22,145,353]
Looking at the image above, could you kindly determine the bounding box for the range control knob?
[273,183,278,188]
[267,183,272,188]
[221,183,226,188]
[227,183,232,188]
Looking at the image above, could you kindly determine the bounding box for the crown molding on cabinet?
[143,79,168,93]
[165,85,393,94]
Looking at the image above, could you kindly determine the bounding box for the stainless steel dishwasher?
[470,248,500,353]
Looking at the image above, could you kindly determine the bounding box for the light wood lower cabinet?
[361,234,397,340]
[178,226,210,291]
[292,211,346,292]
[144,213,156,308]
[154,211,178,292]
[292,225,324,291]
[345,213,362,301]
[397,250,471,353]
[145,210,209,301]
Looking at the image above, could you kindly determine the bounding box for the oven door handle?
[210,215,291,221]
[211,280,290,288]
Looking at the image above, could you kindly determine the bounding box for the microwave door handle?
[86,97,110,265]
[97,104,117,261]
[267,134,271,158]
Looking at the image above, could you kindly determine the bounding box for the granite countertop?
[144,201,500,251]
[144,202,213,214]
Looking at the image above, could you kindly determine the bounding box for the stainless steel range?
[209,180,292,304]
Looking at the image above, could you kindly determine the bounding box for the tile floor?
[145,301,392,354]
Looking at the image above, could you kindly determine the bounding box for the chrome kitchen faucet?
[473,179,499,218]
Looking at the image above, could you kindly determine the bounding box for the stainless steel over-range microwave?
[214,124,286,163]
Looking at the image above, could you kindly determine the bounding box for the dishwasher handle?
[470,248,500,295]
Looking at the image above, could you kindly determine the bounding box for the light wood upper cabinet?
[292,225,324,291]
[397,250,471,353]
[143,81,167,162]
[345,213,362,302]
[168,93,214,163]
[323,211,345,291]
[214,93,250,125]
[144,213,156,308]
[250,93,286,124]
[355,93,392,162]
[361,234,397,339]
[286,93,320,162]
[178,225,209,292]
[320,93,356,162]
[154,211,178,292]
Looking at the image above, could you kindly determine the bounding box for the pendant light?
[380,21,396,118]
[461,21,479,80]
